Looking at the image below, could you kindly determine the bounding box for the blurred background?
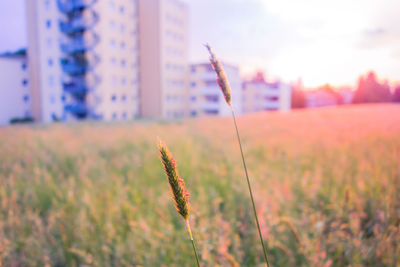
[0,0,399,266]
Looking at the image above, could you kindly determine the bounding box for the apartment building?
[189,63,242,117]
[25,0,145,122]
[138,0,189,119]
[242,72,291,113]
[0,50,31,125]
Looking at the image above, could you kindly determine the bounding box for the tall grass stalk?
[158,139,201,267]
[206,44,270,266]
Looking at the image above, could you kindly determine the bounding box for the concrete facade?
[138,0,189,119]
[0,52,31,125]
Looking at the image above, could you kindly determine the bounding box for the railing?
[65,102,88,117]
[59,12,99,34]
[60,33,99,54]
[58,0,100,119]
[57,0,97,14]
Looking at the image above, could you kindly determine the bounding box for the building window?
[191,82,196,88]
[112,112,117,120]
[205,95,219,102]
[110,39,116,48]
[121,95,127,102]
[111,57,116,66]
[49,76,54,86]
[44,0,50,10]
[109,20,115,29]
[120,42,126,50]
[122,112,127,120]
[23,95,29,103]
[21,63,27,70]
[46,20,51,29]
[48,58,53,66]
[61,95,66,102]
[50,95,56,104]
[121,60,126,67]
[121,77,126,85]
[190,96,196,102]
[119,6,125,14]
[108,1,115,11]
[111,95,117,102]
[22,79,28,86]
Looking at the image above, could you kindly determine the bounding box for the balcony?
[61,60,89,75]
[60,33,99,54]
[65,102,88,117]
[63,82,89,95]
[59,12,99,34]
[58,0,97,14]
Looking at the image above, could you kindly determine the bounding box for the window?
[112,112,117,120]
[46,20,51,29]
[120,42,126,50]
[23,95,29,103]
[48,58,53,66]
[61,95,66,102]
[122,112,127,120]
[121,60,126,67]
[111,95,117,102]
[191,82,196,88]
[121,95,127,102]
[21,63,27,70]
[120,24,126,33]
[119,6,125,14]
[111,57,116,66]
[22,79,28,86]
[204,109,219,115]
[205,95,219,102]
[121,77,126,85]
[49,76,54,86]
[108,1,115,11]
[50,95,56,104]
[110,39,116,48]
[190,96,196,102]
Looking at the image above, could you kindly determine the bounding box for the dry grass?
[0,104,399,266]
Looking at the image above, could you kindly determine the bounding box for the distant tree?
[291,88,306,109]
[393,86,400,102]
[353,71,392,104]
[320,84,343,105]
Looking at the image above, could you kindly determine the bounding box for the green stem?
[231,107,271,267]
[186,220,201,267]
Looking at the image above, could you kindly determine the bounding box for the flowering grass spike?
[158,138,200,267]
[205,44,271,266]
[205,43,232,106]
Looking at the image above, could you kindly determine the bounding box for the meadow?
[0,104,399,266]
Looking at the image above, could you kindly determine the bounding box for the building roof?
[0,48,27,58]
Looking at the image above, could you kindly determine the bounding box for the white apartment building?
[0,50,31,125]
[26,0,142,122]
[242,72,291,113]
[189,63,242,117]
[138,0,189,119]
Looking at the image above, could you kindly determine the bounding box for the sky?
[1,0,399,87]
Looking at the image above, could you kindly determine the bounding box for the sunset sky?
[1,0,399,87]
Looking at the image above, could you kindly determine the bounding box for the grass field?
[0,104,399,266]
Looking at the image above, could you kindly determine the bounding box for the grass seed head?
[158,138,190,220]
[205,43,232,106]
